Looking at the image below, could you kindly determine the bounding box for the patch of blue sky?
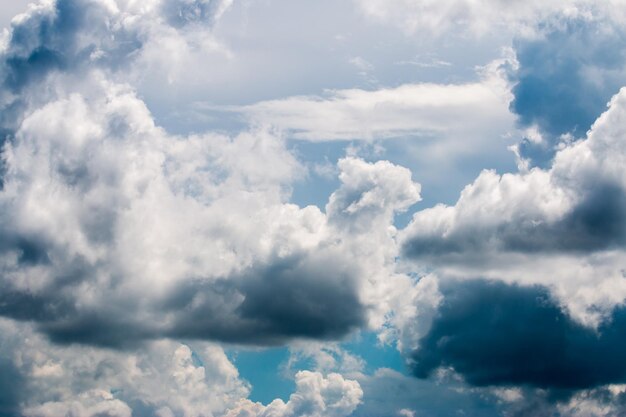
[228,346,294,403]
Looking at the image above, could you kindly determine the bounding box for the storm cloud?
[411,280,626,391]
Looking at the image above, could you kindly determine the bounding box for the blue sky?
[2,1,626,417]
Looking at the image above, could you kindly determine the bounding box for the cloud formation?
[224,371,363,417]
[411,280,626,391]
[0,318,363,417]
[230,71,512,142]
[0,76,422,347]
[401,86,626,326]
[5,0,626,416]
[0,0,423,352]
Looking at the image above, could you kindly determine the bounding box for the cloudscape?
[2,1,626,416]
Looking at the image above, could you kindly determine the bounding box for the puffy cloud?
[223,371,363,417]
[410,280,626,391]
[401,86,626,326]
[23,391,133,417]
[0,77,337,345]
[0,319,250,417]
[0,0,230,146]
[0,0,427,351]
[0,69,420,349]
[0,318,364,417]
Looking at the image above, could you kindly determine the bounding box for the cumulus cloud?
[0,318,365,417]
[401,86,626,326]
[0,319,249,417]
[410,280,626,391]
[0,4,430,417]
[10,0,626,416]
[0,73,423,347]
[0,7,424,351]
[0,0,230,149]
[223,371,363,417]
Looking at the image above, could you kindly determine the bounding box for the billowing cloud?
[7,0,626,416]
[0,75,422,347]
[0,0,424,352]
[223,371,363,417]
[410,280,626,391]
[0,319,362,417]
[401,86,626,326]
[0,319,250,417]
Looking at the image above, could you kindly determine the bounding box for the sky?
[3,1,626,416]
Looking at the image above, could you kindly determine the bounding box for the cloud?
[160,252,366,345]
[0,318,363,417]
[0,1,422,349]
[410,280,626,391]
[0,0,421,349]
[400,86,626,326]
[0,0,231,149]
[0,319,250,417]
[510,15,626,167]
[352,0,626,37]
[0,65,420,348]
[225,66,513,142]
[223,371,363,417]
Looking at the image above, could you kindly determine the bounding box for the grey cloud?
[401,84,626,268]
[0,87,381,349]
[139,252,365,347]
[403,181,626,258]
[410,280,626,391]
[0,358,23,417]
[0,251,366,349]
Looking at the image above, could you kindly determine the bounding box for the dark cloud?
[41,312,155,349]
[403,181,626,258]
[410,280,626,391]
[164,253,366,346]
[0,249,366,348]
[0,358,23,417]
[236,254,365,341]
[510,18,626,167]
[2,0,84,93]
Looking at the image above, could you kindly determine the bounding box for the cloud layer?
[4,0,626,416]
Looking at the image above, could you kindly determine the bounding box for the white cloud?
[227,61,514,142]
[0,319,249,417]
[352,0,626,37]
[0,318,364,417]
[401,87,626,327]
[0,64,422,346]
[223,371,363,417]
[24,390,133,417]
